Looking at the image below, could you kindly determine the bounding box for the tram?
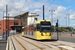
[22,20,52,40]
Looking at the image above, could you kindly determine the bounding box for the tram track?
[40,42,68,50]
[51,41,75,49]
[19,35,67,50]
[17,35,45,50]
[13,36,28,50]
[22,35,73,50]
[40,41,75,50]
[13,35,75,50]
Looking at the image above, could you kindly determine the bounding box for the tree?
[51,25,55,32]
[61,27,64,31]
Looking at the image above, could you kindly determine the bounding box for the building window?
[14,21,18,25]
[0,27,1,29]
[34,18,37,21]
[0,23,1,25]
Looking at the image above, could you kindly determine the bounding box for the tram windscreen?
[41,22,51,25]
[41,27,51,32]
[40,22,51,32]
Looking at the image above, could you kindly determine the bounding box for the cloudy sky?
[0,0,75,28]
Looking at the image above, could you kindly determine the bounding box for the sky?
[0,0,75,28]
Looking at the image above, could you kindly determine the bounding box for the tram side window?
[36,24,40,31]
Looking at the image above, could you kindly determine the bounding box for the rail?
[13,36,27,50]
[11,37,16,50]
[17,35,45,50]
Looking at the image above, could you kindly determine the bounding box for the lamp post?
[6,5,8,40]
[64,17,67,27]
[66,14,70,32]
[3,11,5,38]
[8,14,9,37]
[49,9,55,33]
[49,9,55,25]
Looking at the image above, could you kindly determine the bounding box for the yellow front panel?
[35,31,52,40]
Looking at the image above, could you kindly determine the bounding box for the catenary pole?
[3,11,5,38]
[43,5,45,20]
[6,5,8,40]
[8,14,9,37]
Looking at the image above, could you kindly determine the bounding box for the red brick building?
[0,19,21,35]
[24,25,36,32]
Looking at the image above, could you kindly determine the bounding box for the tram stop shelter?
[10,25,23,33]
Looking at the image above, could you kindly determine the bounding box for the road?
[52,32,75,43]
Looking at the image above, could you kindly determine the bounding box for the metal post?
[14,16,15,35]
[3,11,5,38]
[68,14,69,31]
[51,10,53,24]
[66,17,67,27]
[71,27,72,37]
[51,10,53,33]
[57,19,59,40]
[6,5,8,40]
[49,10,55,25]
[43,5,45,20]
[49,10,55,33]
[66,14,70,33]
[8,14,9,37]
[22,17,23,26]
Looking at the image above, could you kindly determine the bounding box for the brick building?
[0,17,21,35]
[0,12,39,35]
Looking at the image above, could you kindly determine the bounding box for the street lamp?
[3,11,5,38]
[66,14,70,31]
[49,9,55,33]
[8,14,9,37]
[64,17,67,27]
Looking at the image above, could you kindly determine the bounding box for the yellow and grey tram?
[22,20,52,40]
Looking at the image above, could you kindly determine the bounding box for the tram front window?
[40,27,51,32]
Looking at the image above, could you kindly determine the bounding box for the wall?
[0,19,21,35]
[27,16,38,25]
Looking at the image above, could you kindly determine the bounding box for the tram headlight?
[49,33,51,36]
[41,33,43,36]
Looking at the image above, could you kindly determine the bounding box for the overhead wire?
[34,0,50,13]
[46,0,55,9]
[36,0,55,13]
[44,0,49,5]
[20,0,27,12]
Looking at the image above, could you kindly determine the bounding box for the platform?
[6,34,75,50]
[0,37,7,50]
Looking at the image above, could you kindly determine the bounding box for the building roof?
[3,12,39,18]
[3,16,14,18]
[14,12,39,18]
[14,12,29,18]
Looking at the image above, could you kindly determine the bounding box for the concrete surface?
[6,34,75,50]
[0,37,7,50]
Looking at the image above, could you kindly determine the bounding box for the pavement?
[0,36,2,40]
[0,36,7,50]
